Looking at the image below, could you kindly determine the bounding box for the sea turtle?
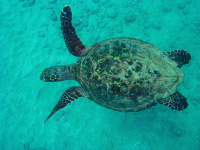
[40,6,191,123]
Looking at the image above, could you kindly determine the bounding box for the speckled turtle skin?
[76,37,183,112]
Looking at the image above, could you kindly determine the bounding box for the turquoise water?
[0,0,200,149]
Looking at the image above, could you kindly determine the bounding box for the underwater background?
[0,0,200,149]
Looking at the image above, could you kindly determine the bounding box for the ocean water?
[0,0,200,149]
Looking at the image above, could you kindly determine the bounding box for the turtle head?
[40,64,78,82]
[40,66,64,82]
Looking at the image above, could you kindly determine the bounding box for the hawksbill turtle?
[40,6,191,123]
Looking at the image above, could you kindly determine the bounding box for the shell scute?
[77,37,183,112]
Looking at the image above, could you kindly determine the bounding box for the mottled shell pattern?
[76,37,183,112]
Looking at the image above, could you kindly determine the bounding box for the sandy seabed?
[0,0,200,149]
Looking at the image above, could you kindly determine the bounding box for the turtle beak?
[40,68,54,82]
[40,70,46,81]
[40,74,44,81]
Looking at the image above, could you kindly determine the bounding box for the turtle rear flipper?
[160,91,188,111]
[165,50,191,68]
[60,6,86,57]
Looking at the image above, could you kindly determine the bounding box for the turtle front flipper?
[60,6,86,57]
[165,50,191,68]
[160,91,188,111]
[44,86,86,123]
[40,64,78,82]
